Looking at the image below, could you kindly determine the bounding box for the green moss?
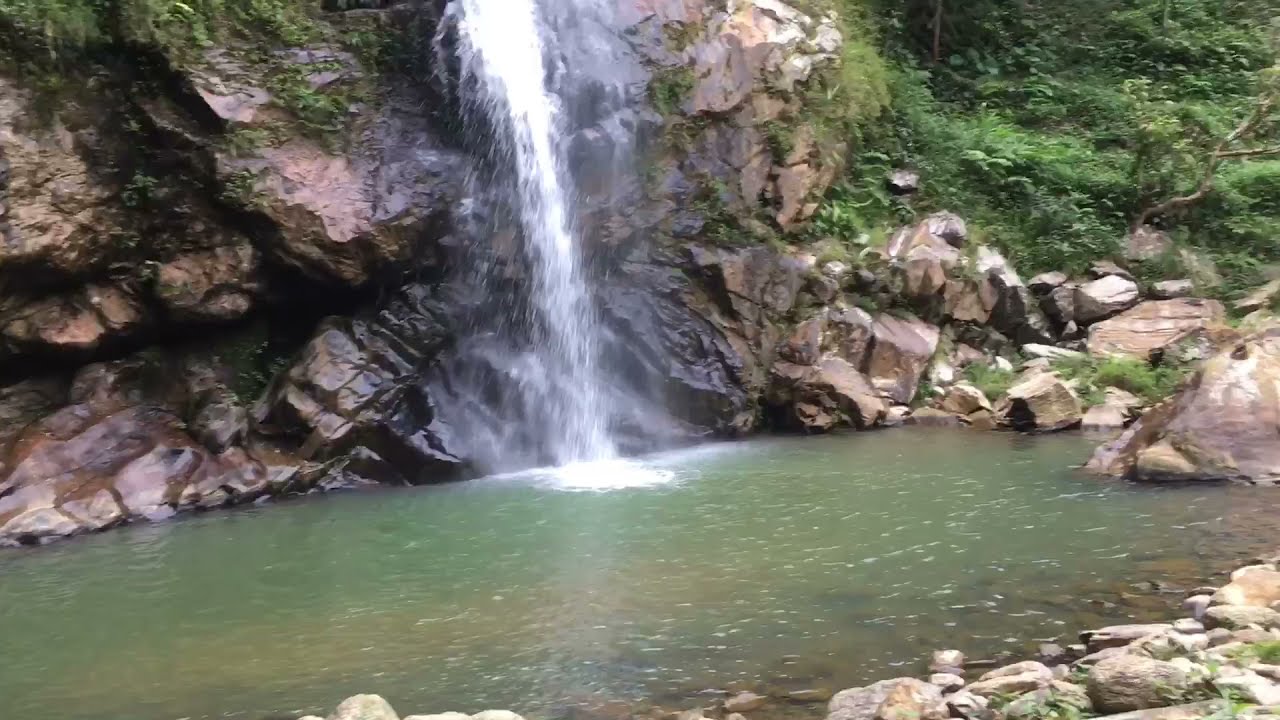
[0,0,322,59]
[219,169,264,208]
[649,64,694,117]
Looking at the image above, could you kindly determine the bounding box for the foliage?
[648,65,693,118]
[962,361,1015,401]
[0,0,319,58]
[1228,640,1280,664]
[806,0,1280,287]
[1050,354,1191,406]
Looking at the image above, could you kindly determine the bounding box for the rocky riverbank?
[301,554,1280,720]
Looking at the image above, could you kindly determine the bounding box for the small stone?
[888,170,920,195]
[1082,623,1173,652]
[945,691,989,720]
[1029,272,1068,294]
[931,649,966,672]
[724,692,766,713]
[785,688,832,703]
[1173,619,1205,634]
[929,673,965,693]
[1184,595,1212,620]
[1151,279,1195,300]
[1207,628,1234,646]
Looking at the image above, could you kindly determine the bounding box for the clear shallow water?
[2,430,1278,720]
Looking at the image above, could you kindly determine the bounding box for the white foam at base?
[547,459,677,491]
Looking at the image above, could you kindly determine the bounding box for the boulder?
[1028,272,1068,295]
[1150,280,1195,300]
[1213,668,1280,705]
[1041,284,1078,327]
[1082,403,1128,431]
[827,678,944,720]
[939,383,992,415]
[945,692,989,720]
[1212,568,1280,608]
[1086,654,1189,714]
[1204,605,1280,631]
[768,358,887,432]
[888,170,920,195]
[977,247,1054,345]
[924,211,967,247]
[328,695,400,720]
[865,314,940,405]
[1089,260,1136,281]
[1086,330,1280,483]
[1002,373,1082,432]
[1075,275,1141,325]
[1087,299,1226,359]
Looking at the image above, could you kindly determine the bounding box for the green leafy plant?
[963,361,1016,401]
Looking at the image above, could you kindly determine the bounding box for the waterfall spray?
[451,0,616,466]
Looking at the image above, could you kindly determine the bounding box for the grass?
[962,361,1016,401]
[1050,354,1191,407]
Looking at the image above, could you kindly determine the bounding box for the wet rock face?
[0,351,304,547]
[1087,329,1280,483]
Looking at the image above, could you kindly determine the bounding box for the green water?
[1,430,1277,720]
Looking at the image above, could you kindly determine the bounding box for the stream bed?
[2,429,1278,720]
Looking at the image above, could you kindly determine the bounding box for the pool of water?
[2,429,1277,720]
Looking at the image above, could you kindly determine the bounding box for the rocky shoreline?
[303,554,1280,720]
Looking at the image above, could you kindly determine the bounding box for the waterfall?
[449,0,617,467]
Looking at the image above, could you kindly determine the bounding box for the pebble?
[929,673,965,693]
[1173,618,1206,634]
[1183,594,1212,620]
[723,692,766,713]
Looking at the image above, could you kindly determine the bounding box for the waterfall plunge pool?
[2,429,1277,720]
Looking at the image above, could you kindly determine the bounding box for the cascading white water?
[452,0,616,466]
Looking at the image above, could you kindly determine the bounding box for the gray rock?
[1029,272,1068,294]
[888,170,920,195]
[1214,668,1280,705]
[1082,623,1174,652]
[328,695,400,720]
[928,673,965,693]
[1086,654,1189,714]
[1084,700,1225,719]
[1075,275,1141,325]
[404,714,471,720]
[1151,280,1195,300]
[1184,595,1212,620]
[946,691,990,720]
[1172,619,1205,634]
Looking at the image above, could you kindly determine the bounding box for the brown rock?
[827,678,944,720]
[940,383,992,415]
[866,314,940,404]
[1086,654,1189,714]
[1212,568,1280,608]
[1087,330,1280,483]
[1087,299,1226,359]
[724,692,767,713]
[1002,373,1082,432]
[768,358,887,432]
[155,243,261,323]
